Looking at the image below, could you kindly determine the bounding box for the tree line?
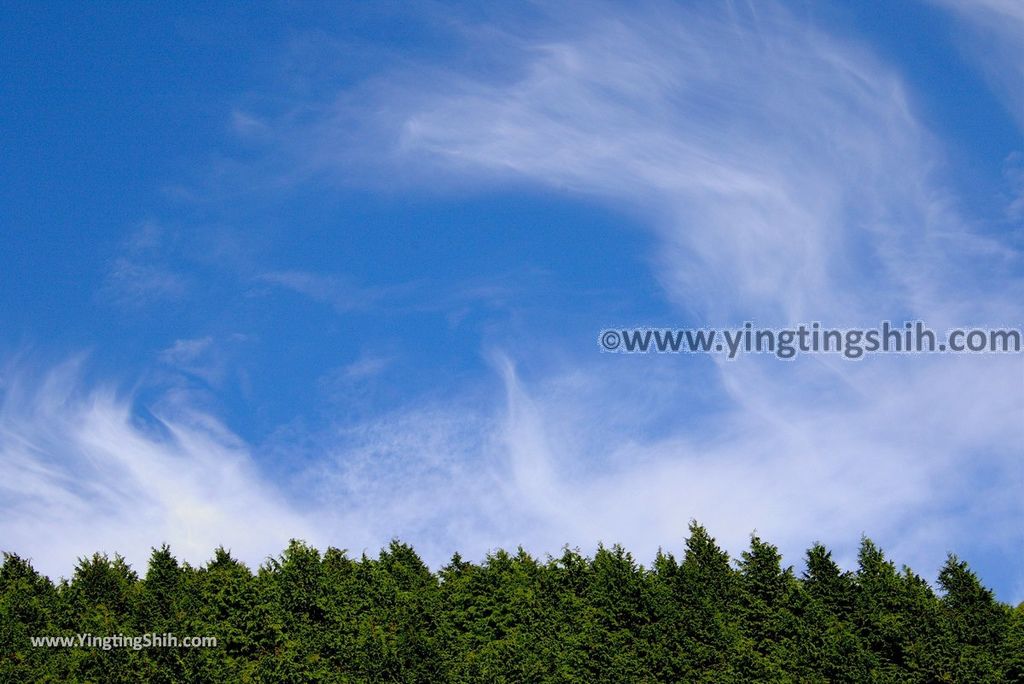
[2,522,1021,682]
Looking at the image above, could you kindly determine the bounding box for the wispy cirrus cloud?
[930,0,1024,130]
[286,2,1020,323]
[5,2,1021,600]
[99,222,191,308]
[157,334,250,389]
[257,270,407,314]
[0,359,318,576]
[253,1,1023,591]
[103,260,190,309]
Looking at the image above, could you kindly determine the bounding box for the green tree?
[0,529,1017,682]
[800,544,870,682]
[61,553,146,683]
[936,554,1009,682]
[735,535,803,681]
[669,522,744,682]
[0,553,59,682]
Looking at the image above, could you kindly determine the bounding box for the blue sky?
[2,1,1022,600]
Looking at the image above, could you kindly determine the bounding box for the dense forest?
[2,523,1021,682]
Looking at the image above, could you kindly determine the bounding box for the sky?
[2,1,1023,601]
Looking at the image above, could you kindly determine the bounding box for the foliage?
[1,524,1016,682]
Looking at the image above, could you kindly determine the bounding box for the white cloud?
[157,335,250,389]
[7,2,1021,600]
[0,359,318,577]
[259,1,1023,592]
[288,351,1021,593]
[930,0,1024,130]
[296,2,1021,322]
[158,337,217,380]
[257,270,400,313]
[103,259,189,308]
[339,354,393,380]
[100,223,190,308]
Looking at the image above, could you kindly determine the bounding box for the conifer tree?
[0,526,1017,681]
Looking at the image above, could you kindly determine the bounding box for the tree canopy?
[2,523,1020,682]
